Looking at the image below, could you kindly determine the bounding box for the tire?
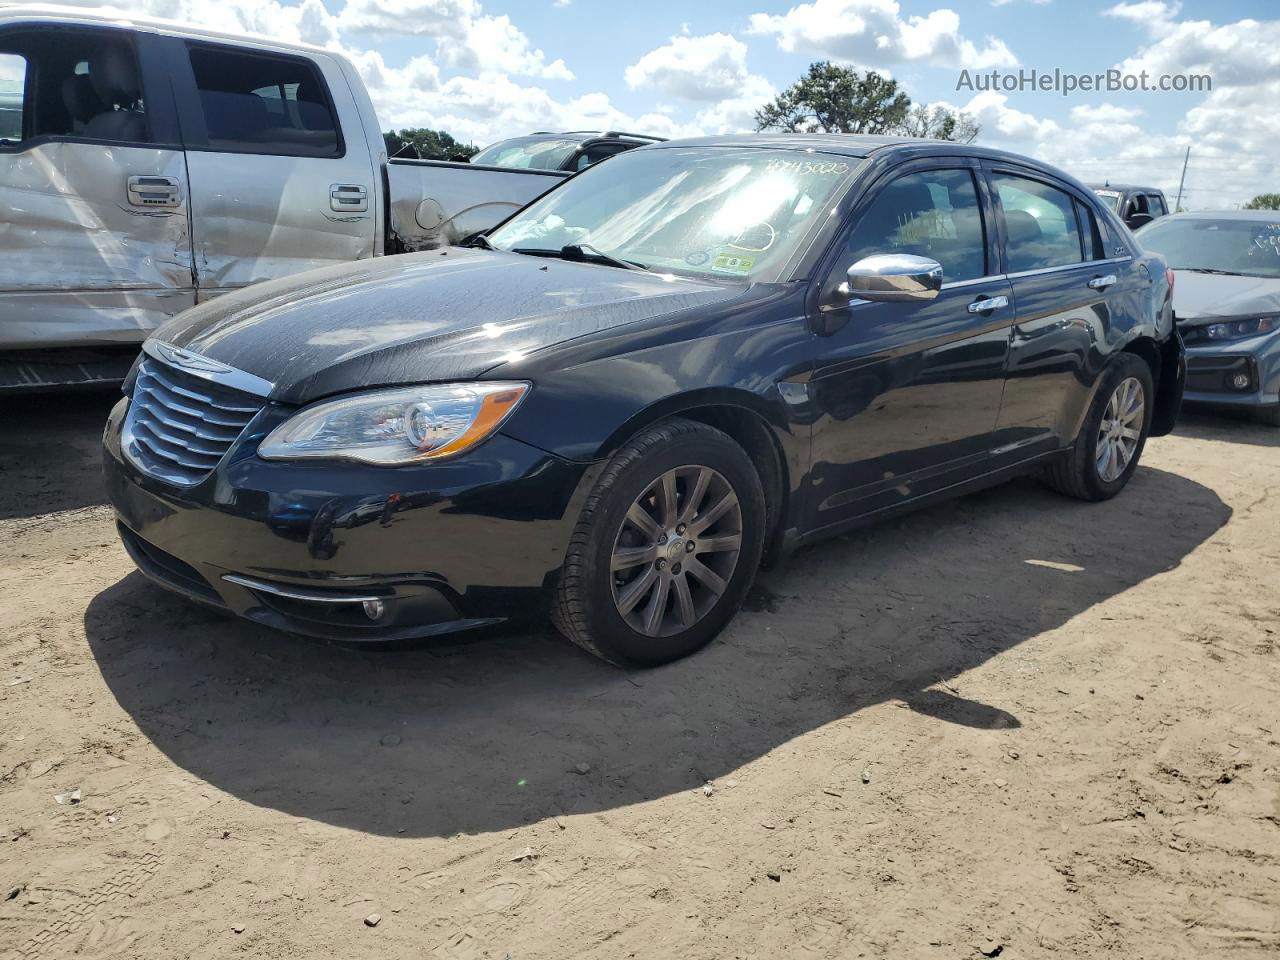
[552,417,766,667]
[1043,353,1155,502]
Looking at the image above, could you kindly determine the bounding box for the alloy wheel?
[1095,376,1145,483]
[609,465,744,638]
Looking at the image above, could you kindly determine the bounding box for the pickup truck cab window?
[489,146,857,280]
[186,44,340,158]
[994,174,1085,273]
[840,168,987,285]
[0,29,151,146]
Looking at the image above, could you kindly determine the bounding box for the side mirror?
[1126,212,1154,230]
[842,254,943,303]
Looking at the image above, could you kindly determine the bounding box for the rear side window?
[0,30,151,147]
[1149,194,1168,216]
[0,53,25,142]
[994,174,1084,272]
[187,45,340,158]
[844,168,987,283]
[1073,198,1107,261]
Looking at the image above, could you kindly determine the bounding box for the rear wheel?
[1043,353,1154,501]
[553,418,766,667]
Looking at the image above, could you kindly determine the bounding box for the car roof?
[524,131,666,145]
[648,134,1103,192]
[1085,183,1165,193]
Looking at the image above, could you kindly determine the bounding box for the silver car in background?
[1137,211,1280,426]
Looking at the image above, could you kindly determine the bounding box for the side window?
[1131,193,1150,216]
[993,174,1084,272]
[1073,198,1106,261]
[1149,194,1168,216]
[0,53,26,142]
[0,30,150,147]
[187,45,340,158]
[844,168,987,284]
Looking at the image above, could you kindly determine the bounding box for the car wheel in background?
[552,417,766,667]
[1043,352,1155,502]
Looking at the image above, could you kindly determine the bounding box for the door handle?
[967,295,1009,314]
[1087,274,1118,290]
[127,175,181,209]
[330,184,369,213]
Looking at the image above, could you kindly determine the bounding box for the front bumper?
[103,397,594,641]
[1182,333,1280,411]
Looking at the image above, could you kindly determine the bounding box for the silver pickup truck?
[0,7,618,388]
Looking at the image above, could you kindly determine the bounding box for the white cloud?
[1103,1,1181,30]
[339,0,571,79]
[625,33,753,101]
[1069,103,1143,124]
[747,0,1018,70]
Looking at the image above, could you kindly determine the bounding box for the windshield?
[1093,190,1122,212]
[489,147,859,281]
[471,137,580,170]
[1138,217,1280,279]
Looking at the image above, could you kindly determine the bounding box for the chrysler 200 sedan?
[103,135,1184,666]
[1136,211,1280,426]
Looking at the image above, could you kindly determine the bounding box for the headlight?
[1192,317,1278,342]
[259,382,529,465]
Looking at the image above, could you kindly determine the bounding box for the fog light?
[363,599,386,620]
[1232,373,1251,390]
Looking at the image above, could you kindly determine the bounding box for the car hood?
[1172,270,1280,325]
[154,249,740,404]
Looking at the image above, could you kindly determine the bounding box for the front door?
[165,39,376,299]
[0,25,193,350]
[805,163,1013,533]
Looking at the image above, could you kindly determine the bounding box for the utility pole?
[1174,146,1190,212]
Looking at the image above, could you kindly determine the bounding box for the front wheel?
[552,418,766,667]
[1043,353,1154,501]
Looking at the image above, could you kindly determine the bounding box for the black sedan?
[103,135,1184,666]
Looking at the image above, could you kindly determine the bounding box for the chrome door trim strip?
[1004,256,1133,282]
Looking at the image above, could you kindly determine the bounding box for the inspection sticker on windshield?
[712,254,753,275]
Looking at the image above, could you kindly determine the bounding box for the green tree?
[1244,193,1280,210]
[754,61,911,135]
[897,103,981,143]
[382,128,478,161]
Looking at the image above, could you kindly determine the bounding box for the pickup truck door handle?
[967,294,1009,314]
[330,184,369,213]
[1087,274,1118,290]
[127,175,181,209]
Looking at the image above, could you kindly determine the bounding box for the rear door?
[0,24,192,351]
[805,160,1013,532]
[987,166,1144,459]
[164,38,376,299]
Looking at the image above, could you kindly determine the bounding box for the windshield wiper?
[1180,267,1247,276]
[562,243,649,272]
[511,244,648,272]
[462,233,495,250]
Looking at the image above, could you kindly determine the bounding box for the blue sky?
[35,0,1280,207]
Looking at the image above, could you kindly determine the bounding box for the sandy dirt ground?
[1,392,1277,960]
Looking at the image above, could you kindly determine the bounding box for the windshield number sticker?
[765,158,850,177]
[712,254,753,275]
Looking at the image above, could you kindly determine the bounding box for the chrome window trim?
[941,275,1006,290]
[143,340,274,398]
[1004,256,1132,282]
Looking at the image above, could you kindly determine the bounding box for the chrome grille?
[122,357,264,486]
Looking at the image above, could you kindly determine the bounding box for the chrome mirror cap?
[845,254,943,303]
